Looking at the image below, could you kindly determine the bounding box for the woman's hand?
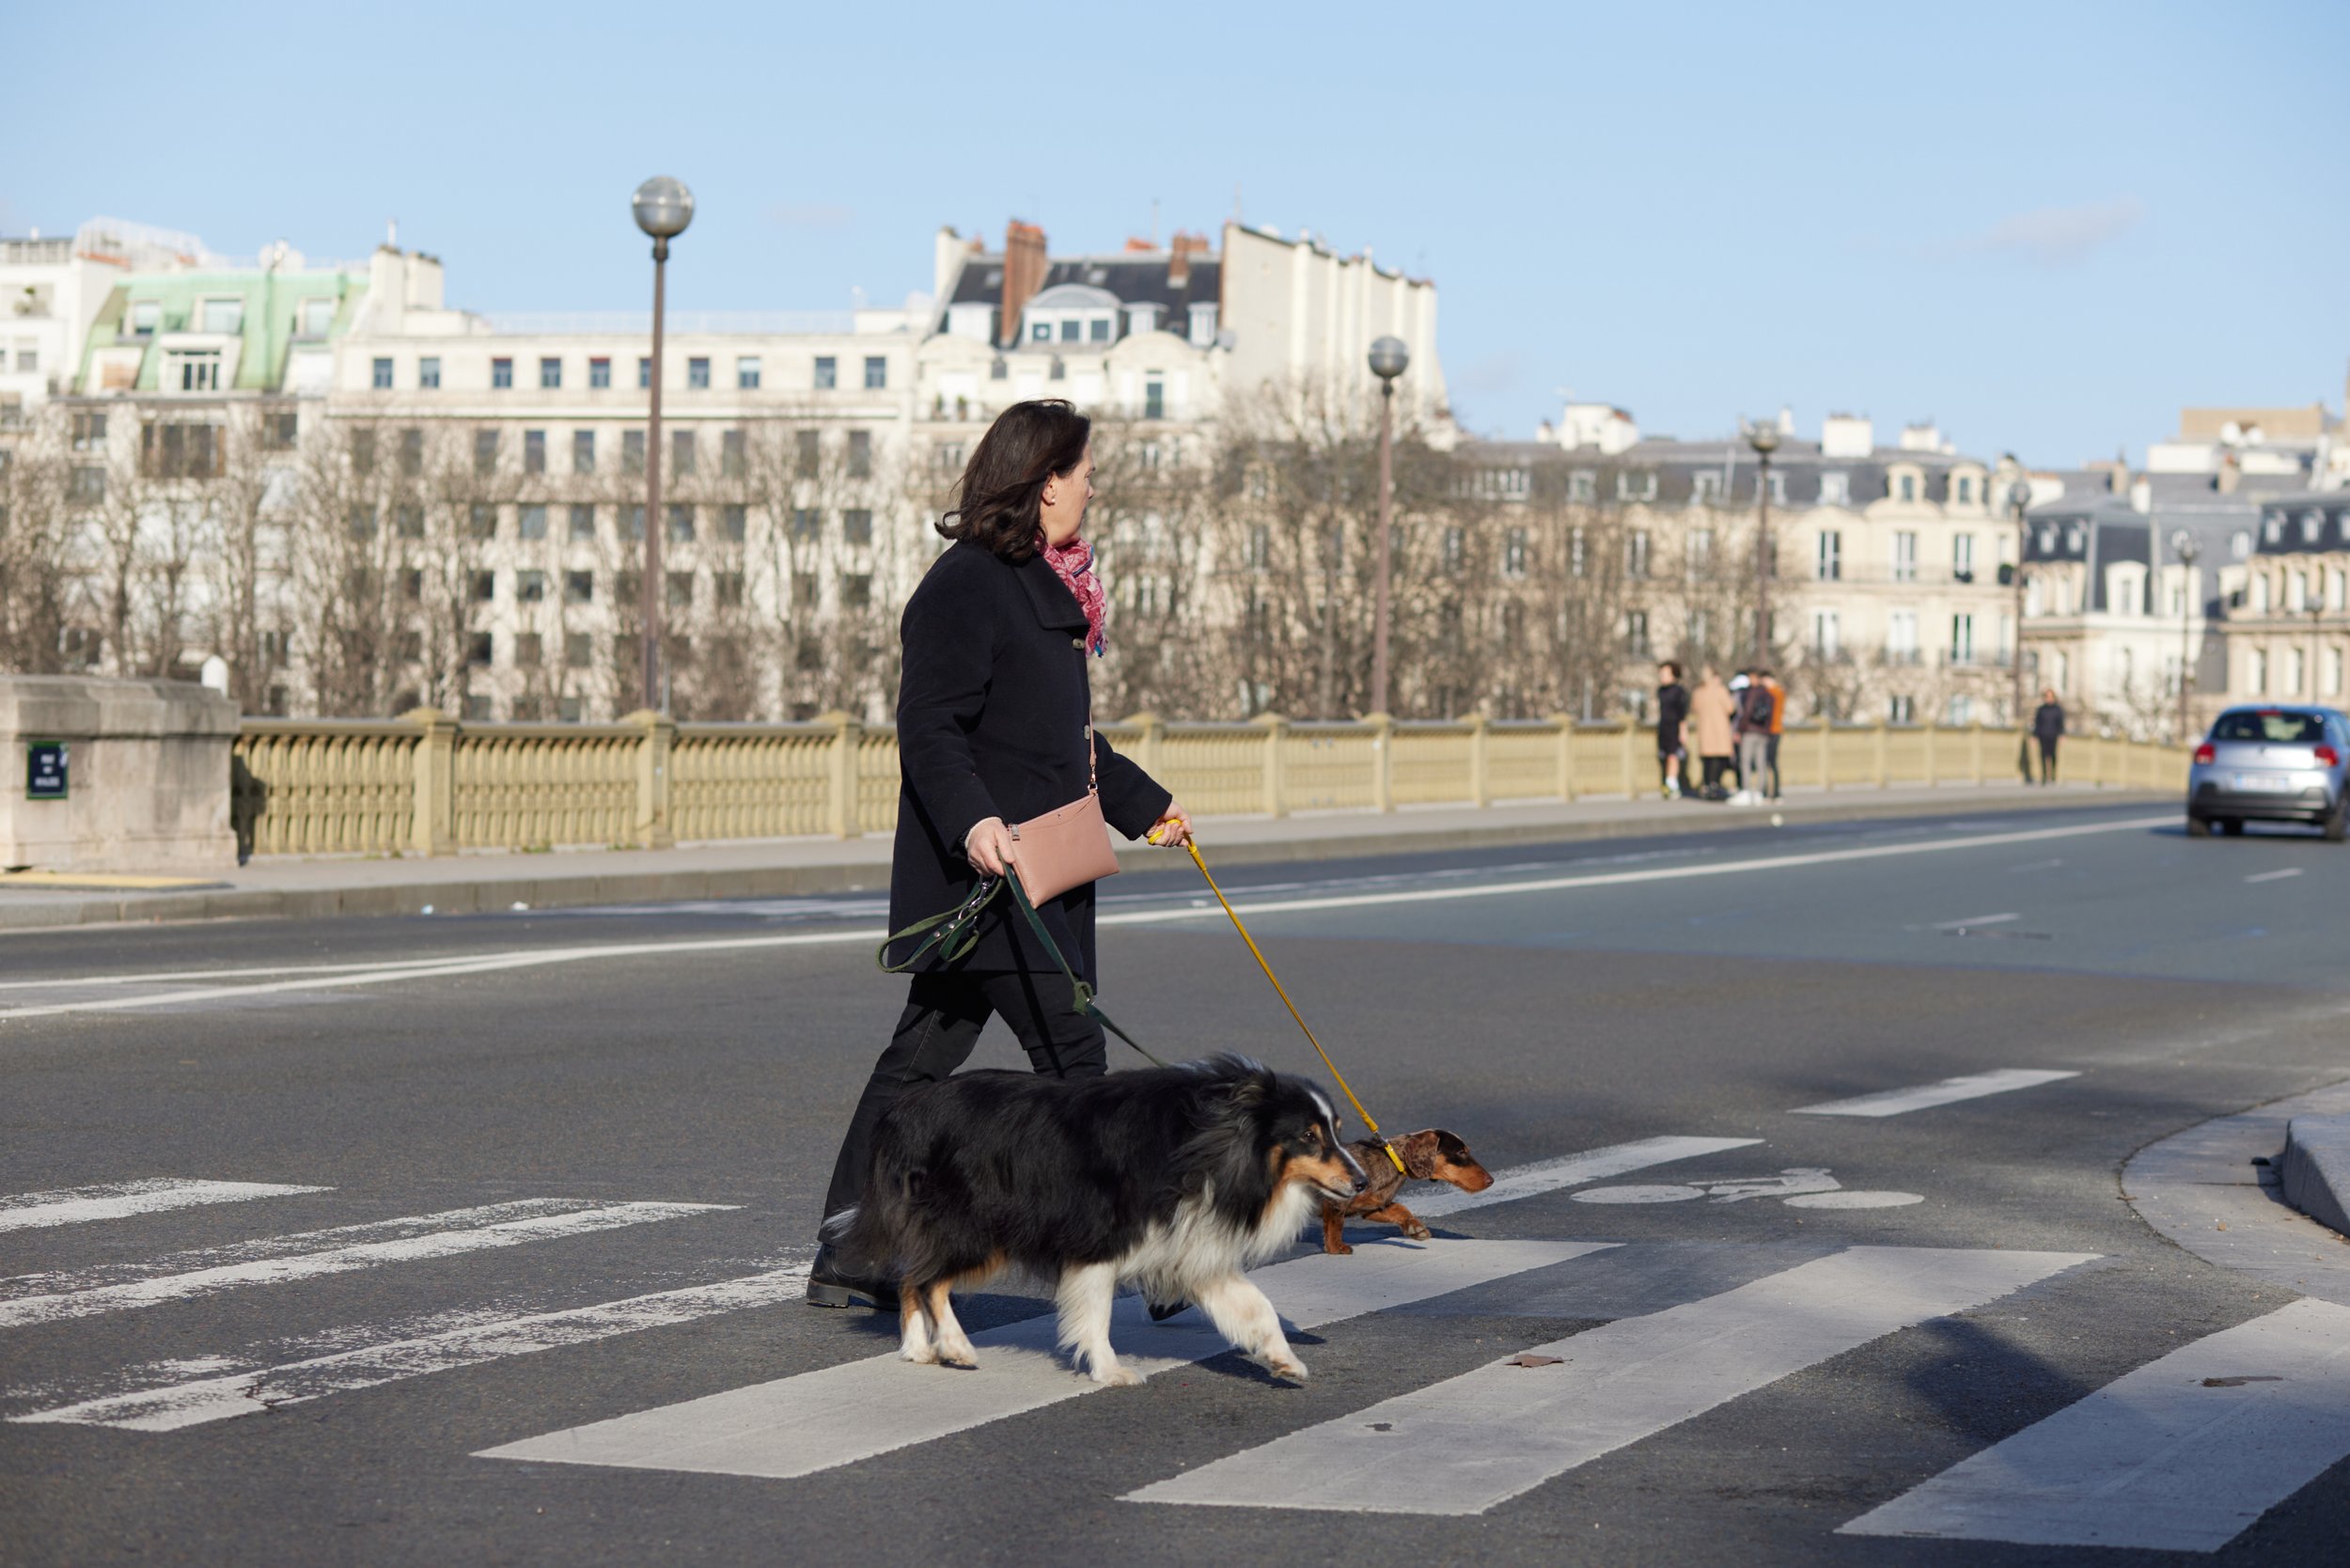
[964,817,1018,877]
[1147,802,1194,850]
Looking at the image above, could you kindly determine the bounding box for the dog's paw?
[1323,1240,1355,1256]
[1402,1222,1433,1241]
[900,1343,939,1366]
[938,1341,979,1370]
[1089,1363,1144,1388]
[1263,1354,1308,1384]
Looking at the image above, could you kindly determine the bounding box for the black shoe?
[1148,1298,1191,1322]
[805,1243,897,1309]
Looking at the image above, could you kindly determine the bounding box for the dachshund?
[1318,1129,1495,1254]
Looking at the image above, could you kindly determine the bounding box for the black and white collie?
[827,1055,1369,1386]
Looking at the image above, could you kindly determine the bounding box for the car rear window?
[2211,711,2326,744]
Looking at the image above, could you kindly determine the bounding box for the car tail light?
[2194,744,2216,764]
[2318,745,2341,767]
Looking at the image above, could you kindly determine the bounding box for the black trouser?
[1764,733,1781,798]
[1700,756,1730,792]
[2038,737,2059,783]
[818,968,1107,1230]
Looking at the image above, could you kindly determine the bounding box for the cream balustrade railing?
[230,710,2186,858]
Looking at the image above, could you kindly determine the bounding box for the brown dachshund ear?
[1398,1131,1442,1181]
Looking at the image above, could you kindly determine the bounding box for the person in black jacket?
[807,400,1190,1308]
[2032,688,2065,784]
[1655,661,1690,798]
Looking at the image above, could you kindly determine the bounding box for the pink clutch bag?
[1008,723,1120,903]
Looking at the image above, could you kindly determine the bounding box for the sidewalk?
[0,781,2171,933]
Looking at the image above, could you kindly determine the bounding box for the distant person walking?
[1689,666,1737,800]
[2032,688,2066,784]
[1761,667,1786,799]
[1734,669,1775,805]
[1655,661,1691,798]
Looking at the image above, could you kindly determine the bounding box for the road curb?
[0,788,2172,933]
[2281,1116,2350,1238]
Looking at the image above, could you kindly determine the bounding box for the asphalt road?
[5,799,2349,1566]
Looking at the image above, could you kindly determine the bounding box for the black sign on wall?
[25,741,69,800]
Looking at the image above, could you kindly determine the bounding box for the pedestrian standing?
[1734,670,1774,806]
[1689,666,1737,800]
[1761,667,1786,799]
[1655,661,1690,798]
[2032,687,2066,785]
[807,400,1193,1309]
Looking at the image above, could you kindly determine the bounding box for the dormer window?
[1819,471,1850,507]
[1032,321,1051,342]
[2264,516,2282,544]
[199,297,243,335]
[1897,472,1918,503]
[1693,472,1722,504]
[1568,471,1596,504]
[1089,317,1111,342]
[128,300,160,337]
[1618,469,1656,502]
[2232,529,2251,559]
[1955,474,1975,505]
[2302,510,2324,542]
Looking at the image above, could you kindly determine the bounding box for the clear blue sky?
[11,0,2345,466]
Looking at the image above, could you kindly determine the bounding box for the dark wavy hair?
[936,400,1091,563]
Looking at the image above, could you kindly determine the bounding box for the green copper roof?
[78,263,368,394]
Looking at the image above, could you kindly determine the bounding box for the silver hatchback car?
[2187,705,2350,839]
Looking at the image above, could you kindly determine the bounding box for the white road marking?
[1786,1190,1923,1209]
[1406,1136,1761,1219]
[0,814,2174,1022]
[11,1258,818,1432]
[0,1179,328,1233]
[1930,912,2019,929]
[1793,1068,2079,1119]
[2244,868,2304,884]
[1126,1245,2094,1515]
[0,1200,732,1328]
[1841,1297,2350,1552]
[477,1239,1605,1481]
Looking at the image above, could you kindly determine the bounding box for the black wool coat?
[887,539,1172,983]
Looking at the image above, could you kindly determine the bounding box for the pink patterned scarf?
[1040,532,1108,657]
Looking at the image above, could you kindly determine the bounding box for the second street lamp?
[2008,479,2033,725]
[2171,528,2201,744]
[632,176,694,713]
[1744,419,1780,663]
[1367,336,1408,716]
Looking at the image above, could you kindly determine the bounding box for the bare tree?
[0,415,75,672]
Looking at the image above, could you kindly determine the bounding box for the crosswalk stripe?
[476,1238,1606,1481]
[0,1179,329,1233]
[1407,1137,1761,1219]
[1840,1297,2350,1552]
[0,1200,733,1329]
[1792,1069,2079,1118]
[10,1258,819,1432]
[1126,1245,2096,1515]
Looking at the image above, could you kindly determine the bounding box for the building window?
[572,429,595,474]
[1889,695,1914,724]
[736,355,761,390]
[469,504,497,541]
[566,631,593,666]
[415,356,439,389]
[1618,470,1657,502]
[1625,609,1651,656]
[472,569,497,602]
[864,355,887,390]
[790,508,822,541]
[1625,529,1651,579]
[1569,525,1587,577]
[524,430,545,474]
[1443,525,1465,573]
[796,429,820,476]
[352,430,378,474]
[473,428,498,474]
[1819,471,1850,507]
[347,504,377,538]
[1568,471,1596,505]
[1144,378,1165,420]
[1692,472,1722,505]
[722,428,744,477]
[1950,613,1975,664]
[622,430,645,474]
[397,505,424,539]
[263,411,298,449]
[1888,608,1919,660]
[989,356,1008,381]
[814,356,837,390]
[1810,609,1841,658]
[70,412,107,450]
[129,300,160,337]
[1058,320,1081,344]
[467,634,494,667]
[173,352,222,391]
[1953,533,1975,581]
[588,356,611,389]
[842,573,873,610]
[848,430,871,478]
[672,428,695,476]
[565,571,594,605]
[492,357,513,389]
[723,503,747,541]
[667,504,695,542]
[1048,356,1066,382]
[1032,321,1052,343]
[1246,525,1270,572]
[569,504,596,541]
[1687,527,1713,577]
[844,509,874,545]
[667,572,694,608]
[519,505,548,541]
[1898,473,1917,503]
[371,357,394,390]
[637,356,651,389]
[1956,475,1974,505]
[621,505,645,541]
[688,356,711,389]
[1891,530,1916,582]
[530,356,556,390]
[517,569,548,604]
[1503,526,1528,578]
[200,297,243,335]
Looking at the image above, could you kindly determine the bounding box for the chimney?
[1000,221,1046,349]
[1168,230,1208,289]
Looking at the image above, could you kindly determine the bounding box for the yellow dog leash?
[1152,827,1407,1176]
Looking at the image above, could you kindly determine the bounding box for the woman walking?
[807,400,1192,1308]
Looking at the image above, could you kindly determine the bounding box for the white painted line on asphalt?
[0,1179,329,1233]
[1793,1068,2080,1119]
[1929,912,2019,930]
[1127,1245,2094,1515]
[2244,868,2304,884]
[1407,1136,1762,1219]
[0,813,2175,1023]
[1841,1297,2350,1552]
[11,1258,819,1432]
[477,1238,1606,1481]
[0,1200,733,1329]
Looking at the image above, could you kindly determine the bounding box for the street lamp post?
[631,176,694,713]
[2008,480,2033,725]
[1744,420,1780,663]
[2171,528,2201,744]
[1366,336,1409,716]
